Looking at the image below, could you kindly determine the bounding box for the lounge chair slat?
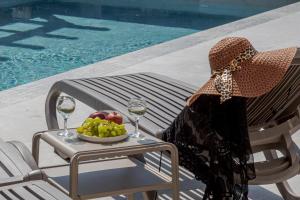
[99,76,182,115]
[127,74,194,99]
[264,71,300,122]
[74,79,129,105]
[32,181,72,200]
[25,184,56,200]
[0,190,16,200]
[0,192,8,200]
[85,78,176,126]
[72,79,172,128]
[90,77,181,115]
[8,187,40,200]
[74,78,176,124]
[0,151,22,177]
[126,74,187,98]
[0,181,72,200]
[66,80,169,130]
[0,161,13,179]
[139,73,196,94]
[247,65,300,125]
[0,141,33,177]
[261,68,300,120]
[111,76,186,109]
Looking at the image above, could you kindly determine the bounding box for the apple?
[89,111,109,119]
[106,112,123,124]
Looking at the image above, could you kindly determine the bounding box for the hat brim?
[187,47,297,106]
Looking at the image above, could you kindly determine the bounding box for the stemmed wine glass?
[56,95,76,137]
[128,97,147,138]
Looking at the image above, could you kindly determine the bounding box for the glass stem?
[135,117,139,134]
[64,118,68,133]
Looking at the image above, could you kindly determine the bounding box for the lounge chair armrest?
[155,129,165,139]
[24,169,48,181]
[0,176,23,187]
[7,140,39,170]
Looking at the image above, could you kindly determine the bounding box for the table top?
[40,123,165,158]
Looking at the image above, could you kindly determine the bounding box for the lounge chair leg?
[276,181,300,200]
[274,134,300,200]
[264,149,300,200]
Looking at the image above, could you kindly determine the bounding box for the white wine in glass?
[57,96,76,137]
[128,97,147,138]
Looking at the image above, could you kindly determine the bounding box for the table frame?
[32,130,179,200]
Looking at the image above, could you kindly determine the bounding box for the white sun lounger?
[45,51,300,200]
[0,180,71,200]
[0,138,72,199]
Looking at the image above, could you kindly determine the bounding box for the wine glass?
[128,97,147,138]
[56,96,76,137]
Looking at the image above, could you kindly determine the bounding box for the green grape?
[82,123,90,129]
[92,126,98,136]
[98,132,105,138]
[94,117,101,123]
[110,131,116,137]
[98,125,106,136]
[84,131,92,136]
[85,118,94,123]
[79,117,127,138]
[77,126,84,134]
[115,129,121,136]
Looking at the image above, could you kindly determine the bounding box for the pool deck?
[1,1,300,199]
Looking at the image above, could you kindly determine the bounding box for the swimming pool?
[0,1,297,91]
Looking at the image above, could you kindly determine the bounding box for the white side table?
[32,126,179,200]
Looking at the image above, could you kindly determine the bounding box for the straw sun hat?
[187,37,297,106]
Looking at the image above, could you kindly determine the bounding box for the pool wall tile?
[1,0,299,17]
[57,0,299,17]
[0,0,39,8]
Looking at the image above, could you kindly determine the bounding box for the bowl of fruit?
[76,111,128,143]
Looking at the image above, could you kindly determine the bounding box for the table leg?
[170,144,180,200]
[142,191,156,200]
[131,153,157,200]
[70,155,79,199]
[127,194,134,200]
[131,154,157,200]
[32,132,42,165]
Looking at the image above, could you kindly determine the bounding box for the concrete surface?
[0,1,300,199]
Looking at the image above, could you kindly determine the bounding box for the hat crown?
[209,37,252,71]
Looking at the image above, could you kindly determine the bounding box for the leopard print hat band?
[187,37,297,106]
[213,46,257,103]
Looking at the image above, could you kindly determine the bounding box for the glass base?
[129,132,146,140]
[129,131,141,138]
[57,130,74,137]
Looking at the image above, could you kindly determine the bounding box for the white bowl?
[77,133,128,143]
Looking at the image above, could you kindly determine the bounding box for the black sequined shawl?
[162,95,255,200]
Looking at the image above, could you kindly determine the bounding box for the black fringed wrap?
[162,95,255,200]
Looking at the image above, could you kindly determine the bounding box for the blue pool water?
[0,1,294,90]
